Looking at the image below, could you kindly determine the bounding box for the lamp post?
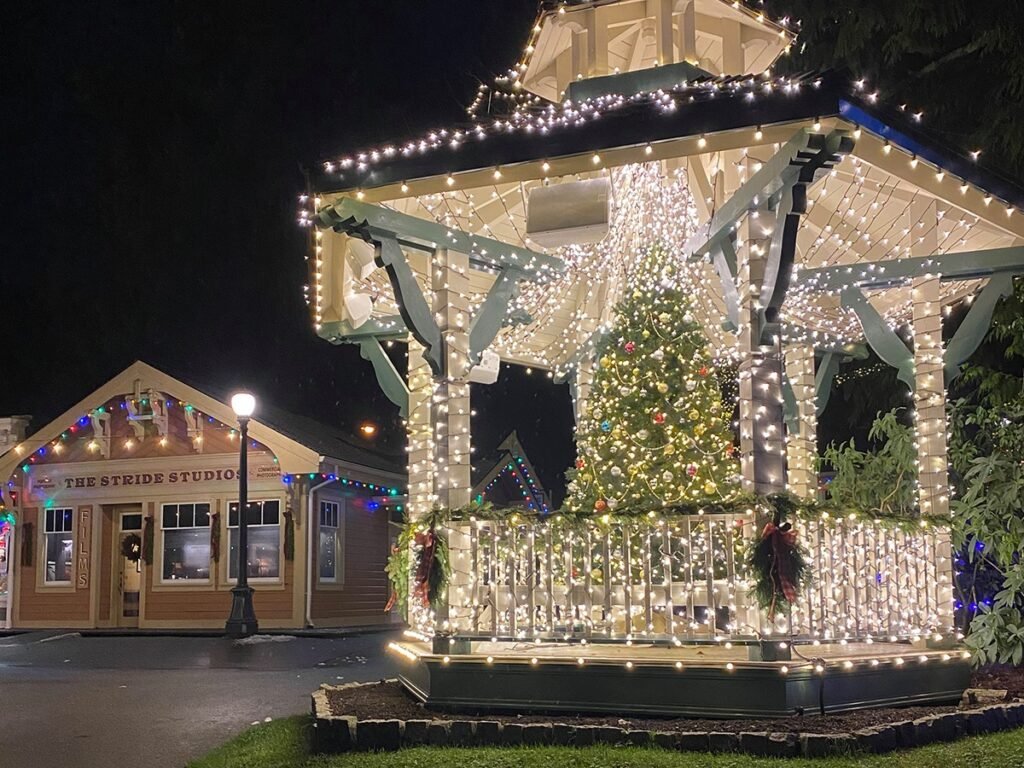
[225,392,258,638]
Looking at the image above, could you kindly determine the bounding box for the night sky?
[5,1,579,498]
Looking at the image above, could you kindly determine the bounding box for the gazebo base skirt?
[391,640,971,718]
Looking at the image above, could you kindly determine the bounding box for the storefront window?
[43,508,74,584]
[161,502,212,581]
[228,500,280,580]
[318,500,340,582]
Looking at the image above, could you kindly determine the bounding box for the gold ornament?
[663,444,675,455]
[703,480,717,495]
[688,409,700,421]
[656,382,669,394]
[600,356,613,368]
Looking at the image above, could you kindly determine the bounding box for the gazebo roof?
[304,8,1024,376]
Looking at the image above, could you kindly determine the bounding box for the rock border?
[311,681,1024,757]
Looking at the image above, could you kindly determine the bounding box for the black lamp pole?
[226,413,258,637]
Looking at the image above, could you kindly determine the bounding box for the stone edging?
[311,681,1024,757]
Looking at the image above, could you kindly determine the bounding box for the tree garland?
[210,512,221,561]
[418,494,947,533]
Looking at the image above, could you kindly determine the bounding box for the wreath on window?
[120,533,143,563]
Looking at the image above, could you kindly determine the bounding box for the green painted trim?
[781,372,798,434]
[317,316,406,342]
[944,273,1017,383]
[317,198,563,278]
[376,236,445,375]
[814,351,840,417]
[713,239,740,331]
[684,130,853,260]
[798,245,1024,292]
[841,287,915,389]
[356,337,410,418]
[565,61,711,103]
[468,265,527,364]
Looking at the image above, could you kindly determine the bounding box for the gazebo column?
[908,199,950,518]
[912,275,950,517]
[407,340,435,520]
[784,342,818,498]
[430,248,473,509]
[430,248,473,634]
[737,211,787,495]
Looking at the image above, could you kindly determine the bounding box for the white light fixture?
[231,392,256,418]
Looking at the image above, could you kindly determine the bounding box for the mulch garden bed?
[326,667,1024,735]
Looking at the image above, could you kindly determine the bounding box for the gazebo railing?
[440,513,954,641]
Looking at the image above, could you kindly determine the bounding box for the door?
[117,511,143,627]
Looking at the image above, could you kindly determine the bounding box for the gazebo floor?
[388,638,972,718]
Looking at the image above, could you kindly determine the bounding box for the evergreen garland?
[210,512,221,561]
[283,510,295,561]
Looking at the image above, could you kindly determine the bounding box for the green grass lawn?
[188,717,1024,768]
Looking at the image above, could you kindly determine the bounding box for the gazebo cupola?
[511,0,792,105]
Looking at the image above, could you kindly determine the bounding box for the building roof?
[472,431,551,513]
[0,361,404,486]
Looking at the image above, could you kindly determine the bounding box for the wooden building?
[0,361,404,630]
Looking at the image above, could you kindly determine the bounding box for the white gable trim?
[0,360,321,480]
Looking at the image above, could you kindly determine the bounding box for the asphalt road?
[0,630,403,768]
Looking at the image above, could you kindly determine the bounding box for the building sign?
[27,460,281,501]
[77,507,91,589]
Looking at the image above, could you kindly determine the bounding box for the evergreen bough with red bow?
[748,501,809,620]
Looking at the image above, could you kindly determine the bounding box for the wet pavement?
[0,629,402,768]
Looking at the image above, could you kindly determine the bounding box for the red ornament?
[686,464,698,477]
[624,341,636,354]
[653,412,666,424]
[699,365,709,377]
[594,499,608,512]
[725,444,736,457]
[575,458,585,469]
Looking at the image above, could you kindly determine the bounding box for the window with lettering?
[227,500,280,580]
[161,503,212,580]
[43,507,74,583]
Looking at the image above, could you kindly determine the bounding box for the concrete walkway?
[0,629,402,767]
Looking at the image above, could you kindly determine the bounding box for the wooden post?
[908,199,950,518]
[431,248,473,510]
[406,341,434,520]
[430,248,473,632]
[784,342,818,498]
[677,0,697,65]
[737,206,787,495]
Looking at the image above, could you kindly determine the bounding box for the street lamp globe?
[231,392,256,418]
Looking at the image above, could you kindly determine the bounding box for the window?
[161,503,211,581]
[43,508,74,584]
[318,500,341,582]
[228,500,280,580]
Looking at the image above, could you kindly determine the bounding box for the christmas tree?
[567,252,738,513]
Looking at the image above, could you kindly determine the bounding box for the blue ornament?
[600,420,612,432]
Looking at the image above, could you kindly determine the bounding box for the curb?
[311,681,1024,756]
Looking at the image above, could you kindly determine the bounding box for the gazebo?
[303,0,1024,716]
